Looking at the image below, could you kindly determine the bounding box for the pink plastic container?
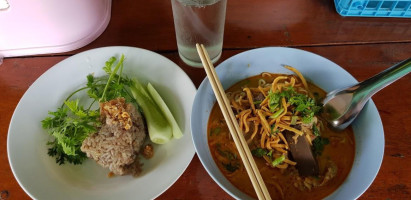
[0,0,112,59]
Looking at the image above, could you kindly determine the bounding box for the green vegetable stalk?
[130,79,173,144]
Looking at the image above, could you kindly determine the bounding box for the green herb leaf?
[313,125,320,136]
[312,137,329,156]
[102,56,116,74]
[268,86,321,123]
[270,124,280,134]
[210,127,221,136]
[222,162,239,173]
[267,150,273,157]
[42,101,99,165]
[251,148,268,158]
[267,90,281,112]
[217,147,237,160]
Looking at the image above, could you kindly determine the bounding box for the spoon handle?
[357,58,411,99]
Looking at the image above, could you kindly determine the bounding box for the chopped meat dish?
[81,98,147,176]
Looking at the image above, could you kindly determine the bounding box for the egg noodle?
[228,66,320,170]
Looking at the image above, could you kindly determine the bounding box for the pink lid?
[0,0,111,58]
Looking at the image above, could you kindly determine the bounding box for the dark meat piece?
[284,131,319,176]
[253,93,265,109]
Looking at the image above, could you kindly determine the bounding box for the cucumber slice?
[147,83,183,139]
[131,79,172,144]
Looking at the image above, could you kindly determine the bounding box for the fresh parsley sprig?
[42,100,100,165]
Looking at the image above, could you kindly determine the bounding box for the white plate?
[191,47,385,200]
[8,46,197,200]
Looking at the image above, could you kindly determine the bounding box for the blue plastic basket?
[334,0,411,17]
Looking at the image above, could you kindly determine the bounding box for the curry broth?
[207,74,355,200]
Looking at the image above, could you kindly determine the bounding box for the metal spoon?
[322,58,411,131]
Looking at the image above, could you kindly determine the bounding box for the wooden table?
[1,0,410,199]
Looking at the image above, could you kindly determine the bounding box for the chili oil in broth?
[207,74,355,200]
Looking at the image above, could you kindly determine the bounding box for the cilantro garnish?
[42,100,100,165]
[312,137,330,156]
[222,162,240,173]
[267,86,321,123]
[251,148,268,158]
[210,127,221,136]
[312,125,320,136]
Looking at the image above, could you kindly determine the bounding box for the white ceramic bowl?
[8,46,196,200]
[191,47,384,200]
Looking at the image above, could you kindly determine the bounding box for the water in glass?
[171,0,226,67]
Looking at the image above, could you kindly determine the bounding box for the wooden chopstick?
[196,44,272,200]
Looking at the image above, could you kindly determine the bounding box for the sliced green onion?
[270,108,284,119]
[267,150,273,157]
[272,155,285,167]
[253,100,262,105]
[291,116,298,125]
[269,104,279,112]
[270,124,279,134]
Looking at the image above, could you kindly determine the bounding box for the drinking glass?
[171,0,227,67]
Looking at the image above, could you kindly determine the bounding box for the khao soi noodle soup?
[207,66,355,200]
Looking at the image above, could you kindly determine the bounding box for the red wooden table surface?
[1,0,411,199]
